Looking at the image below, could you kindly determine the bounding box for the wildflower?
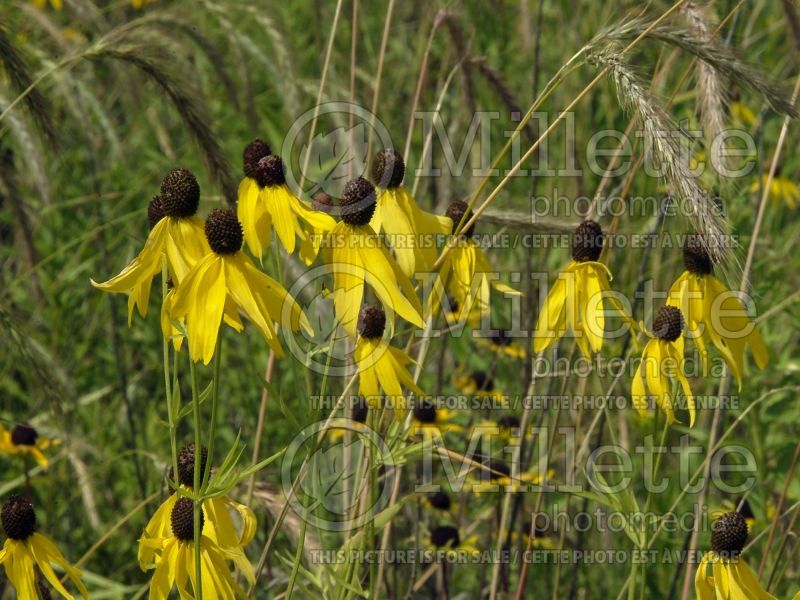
[427,525,480,559]
[330,396,369,441]
[695,511,776,600]
[730,91,758,128]
[0,423,55,468]
[353,304,424,414]
[139,445,255,585]
[749,166,800,209]
[422,491,453,513]
[369,149,451,277]
[0,495,88,599]
[410,398,461,435]
[632,305,695,426]
[237,142,334,262]
[31,0,62,10]
[454,369,505,401]
[478,328,526,359]
[496,415,522,442]
[468,457,546,493]
[140,497,244,599]
[667,235,767,389]
[442,296,482,330]
[169,208,312,364]
[92,169,210,324]
[534,220,635,356]
[326,177,424,334]
[429,200,520,319]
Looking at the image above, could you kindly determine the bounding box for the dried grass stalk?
[589,45,728,259]
[0,27,58,148]
[85,42,236,203]
[682,2,729,168]
[602,18,798,117]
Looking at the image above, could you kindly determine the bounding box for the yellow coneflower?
[422,491,454,513]
[169,208,312,364]
[730,91,758,129]
[140,496,245,599]
[632,305,695,426]
[695,511,776,600]
[325,177,424,335]
[0,423,55,468]
[478,328,526,359]
[138,445,255,585]
[667,235,767,389]
[454,369,505,402]
[0,495,88,599]
[429,200,520,319]
[749,167,800,209]
[496,415,523,442]
[509,516,559,550]
[92,169,210,324]
[410,398,461,435]
[330,396,370,441]
[468,457,546,493]
[442,296,482,330]
[426,525,480,559]
[534,220,635,357]
[237,141,334,263]
[31,0,62,10]
[369,149,451,278]
[353,304,425,414]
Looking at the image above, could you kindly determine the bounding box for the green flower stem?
[161,261,179,485]
[202,341,222,492]
[189,358,203,600]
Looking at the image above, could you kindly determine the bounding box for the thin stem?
[299,0,345,192]
[162,263,179,485]
[202,342,222,491]
[246,349,276,506]
[189,359,203,600]
[366,0,396,161]
[250,371,360,592]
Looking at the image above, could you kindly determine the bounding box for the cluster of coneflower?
[0,130,775,597]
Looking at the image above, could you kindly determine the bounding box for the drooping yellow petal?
[694,552,716,600]
[733,559,777,599]
[713,557,730,599]
[707,275,768,389]
[29,533,89,599]
[646,341,676,424]
[265,185,302,254]
[91,217,169,322]
[328,222,423,334]
[533,272,568,353]
[223,256,282,357]
[140,495,177,569]
[149,538,177,600]
[165,217,210,284]
[192,259,227,365]
[582,265,605,352]
[1,540,38,600]
[631,358,649,418]
[237,177,272,260]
